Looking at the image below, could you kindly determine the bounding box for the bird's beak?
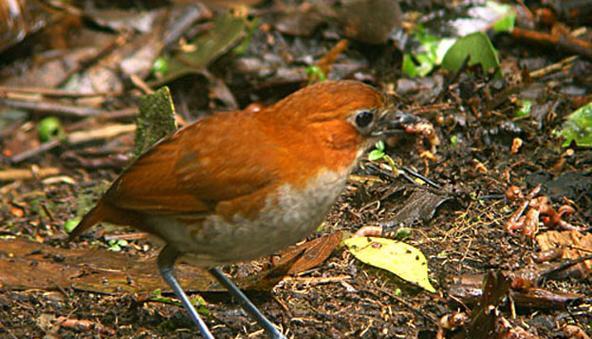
[371,110,419,137]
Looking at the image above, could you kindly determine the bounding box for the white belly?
[148,169,349,267]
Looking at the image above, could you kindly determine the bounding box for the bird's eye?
[354,110,374,128]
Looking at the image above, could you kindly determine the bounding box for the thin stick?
[57,33,130,87]
[529,55,578,79]
[0,85,116,98]
[0,98,104,117]
[0,96,138,118]
[512,27,592,60]
[537,254,592,285]
[0,167,60,181]
[11,124,136,163]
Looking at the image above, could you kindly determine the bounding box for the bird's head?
[264,80,405,158]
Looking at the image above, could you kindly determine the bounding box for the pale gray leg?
[209,268,286,339]
[157,245,214,339]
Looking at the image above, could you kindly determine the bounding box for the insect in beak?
[371,110,419,137]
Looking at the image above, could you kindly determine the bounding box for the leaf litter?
[0,0,591,338]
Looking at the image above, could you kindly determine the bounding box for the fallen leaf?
[536,230,592,278]
[246,232,343,291]
[442,32,500,76]
[156,12,246,84]
[557,101,592,147]
[384,189,452,227]
[279,231,343,275]
[344,236,436,292]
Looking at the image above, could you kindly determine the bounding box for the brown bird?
[69,80,404,338]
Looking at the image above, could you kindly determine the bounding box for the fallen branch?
[282,275,352,285]
[103,233,149,241]
[0,97,104,117]
[57,33,130,87]
[512,27,592,60]
[529,55,578,79]
[0,85,117,98]
[0,167,60,181]
[0,96,139,118]
[11,124,136,163]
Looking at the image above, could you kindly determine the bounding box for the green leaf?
[107,239,128,252]
[305,65,327,83]
[515,99,533,117]
[151,57,169,76]
[155,13,246,84]
[402,54,419,78]
[190,295,209,316]
[232,17,259,56]
[394,227,412,240]
[37,116,65,142]
[401,25,456,78]
[441,32,500,77]
[368,140,386,161]
[150,288,209,315]
[414,54,437,77]
[434,38,456,65]
[368,149,385,161]
[176,13,245,68]
[344,236,436,293]
[402,50,437,78]
[492,12,516,33]
[63,218,81,234]
[557,101,592,147]
[450,135,459,147]
[488,1,516,33]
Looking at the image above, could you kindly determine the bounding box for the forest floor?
[1,1,591,338]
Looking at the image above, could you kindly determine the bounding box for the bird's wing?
[103,112,280,216]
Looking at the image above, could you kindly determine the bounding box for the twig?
[537,254,592,285]
[401,166,441,189]
[98,107,139,120]
[512,27,592,60]
[282,275,351,285]
[162,3,212,48]
[130,74,155,95]
[529,55,578,79]
[0,96,138,118]
[67,124,136,145]
[515,0,534,22]
[103,233,149,241]
[57,33,130,87]
[0,167,60,181]
[316,39,349,76]
[11,124,136,163]
[0,85,117,98]
[10,140,61,164]
[0,97,104,117]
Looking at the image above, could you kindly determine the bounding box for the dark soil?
[1,1,591,338]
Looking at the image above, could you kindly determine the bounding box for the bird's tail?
[68,200,107,240]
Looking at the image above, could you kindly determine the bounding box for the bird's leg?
[157,245,214,339]
[209,268,286,339]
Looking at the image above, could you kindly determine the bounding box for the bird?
[69,80,403,338]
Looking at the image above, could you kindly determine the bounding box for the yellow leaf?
[344,236,436,293]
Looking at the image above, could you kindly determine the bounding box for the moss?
[134,87,177,157]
